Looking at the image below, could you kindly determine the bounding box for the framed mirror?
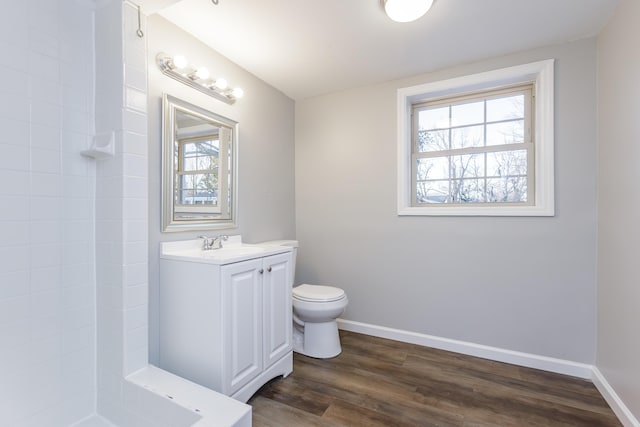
[162,94,238,232]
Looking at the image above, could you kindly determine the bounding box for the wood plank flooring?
[249,330,620,426]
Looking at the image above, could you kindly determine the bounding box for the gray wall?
[597,0,640,418]
[295,39,598,363]
[147,16,296,363]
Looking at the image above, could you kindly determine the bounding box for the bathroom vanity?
[158,237,293,403]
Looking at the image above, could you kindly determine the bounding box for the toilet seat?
[293,284,345,302]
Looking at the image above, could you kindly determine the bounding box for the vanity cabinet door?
[262,253,293,369]
[222,259,263,395]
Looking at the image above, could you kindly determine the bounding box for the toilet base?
[293,320,342,359]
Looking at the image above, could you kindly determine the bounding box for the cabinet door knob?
[267,267,272,272]
[259,269,264,274]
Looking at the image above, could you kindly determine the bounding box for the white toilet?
[264,240,349,359]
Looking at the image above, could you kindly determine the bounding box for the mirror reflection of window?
[162,94,237,232]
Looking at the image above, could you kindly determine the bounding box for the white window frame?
[397,59,555,216]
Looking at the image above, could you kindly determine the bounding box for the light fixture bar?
[156,53,243,105]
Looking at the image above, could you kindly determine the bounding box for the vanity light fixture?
[156,53,244,104]
[383,0,434,23]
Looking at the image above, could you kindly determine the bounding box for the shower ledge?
[126,365,251,427]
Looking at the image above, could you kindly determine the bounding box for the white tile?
[63,219,92,243]
[62,129,90,153]
[29,76,62,105]
[61,284,93,310]
[123,220,147,243]
[123,110,147,136]
[0,143,29,170]
[30,220,63,244]
[30,313,62,341]
[30,266,62,293]
[124,284,148,309]
[62,324,93,354]
[0,221,28,246]
[31,123,61,150]
[62,152,90,176]
[0,318,30,349]
[124,64,147,93]
[123,153,147,178]
[0,40,28,72]
[63,175,91,198]
[31,148,61,174]
[30,333,63,365]
[0,117,30,146]
[126,326,148,353]
[61,263,92,288]
[125,304,147,331]
[0,65,29,97]
[28,29,59,60]
[30,172,62,197]
[123,241,147,264]
[123,198,148,221]
[124,344,148,376]
[62,107,90,134]
[28,51,60,84]
[30,243,62,269]
[0,245,29,273]
[122,131,147,156]
[123,176,147,199]
[125,87,146,113]
[123,263,147,287]
[30,100,61,128]
[0,170,29,195]
[30,289,62,319]
[0,270,29,299]
[29,196,63,221]
[62,305,95,330]
[0,294,29,324]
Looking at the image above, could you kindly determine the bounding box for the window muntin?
[411,85,534,206]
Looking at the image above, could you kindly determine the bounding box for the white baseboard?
[592,367,640,427]
[337,319,592,378]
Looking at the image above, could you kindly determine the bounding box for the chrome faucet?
[198,235,229,250]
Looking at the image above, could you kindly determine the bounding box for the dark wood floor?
[249,330,620,426]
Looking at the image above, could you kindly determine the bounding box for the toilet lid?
[292,284,345,302]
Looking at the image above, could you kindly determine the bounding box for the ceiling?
[146,0,619,100]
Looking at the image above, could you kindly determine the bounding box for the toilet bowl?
[261,240,349,359]
[292,284,348,358]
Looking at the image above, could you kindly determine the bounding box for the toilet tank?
[261,240,298,277]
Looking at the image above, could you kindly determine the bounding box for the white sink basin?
[202,245,267,259]
[160,237,291,265]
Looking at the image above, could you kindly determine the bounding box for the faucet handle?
[198,235,211,249]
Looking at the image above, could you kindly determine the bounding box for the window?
[397,60,554,216]
[177,136,220,208]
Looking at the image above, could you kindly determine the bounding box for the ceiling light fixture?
[383,0,434,23]
[156,53,243,104]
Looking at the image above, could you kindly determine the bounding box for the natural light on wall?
[384,0,434,23]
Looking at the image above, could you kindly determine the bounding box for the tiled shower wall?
[0,1,97,425]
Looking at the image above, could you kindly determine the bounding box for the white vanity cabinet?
[159,247,293,403]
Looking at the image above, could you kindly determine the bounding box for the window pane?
[419,106,449,130]
[450,179,485,203]
[418,129,449,152]
[451,101,484,127]
[451,154,484,179]
[486,94,524,122]
[486,120,524,146]
[451,125,484,149]
[486,149,527,177]
[486,177,528,203]
[416,157,449,180]
[416,180,449,204]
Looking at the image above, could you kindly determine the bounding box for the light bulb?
[195,67,210,80]
[214,78,228,90]
[232,88,244,99]
[384,0,433,23]
[172,55,188,69]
